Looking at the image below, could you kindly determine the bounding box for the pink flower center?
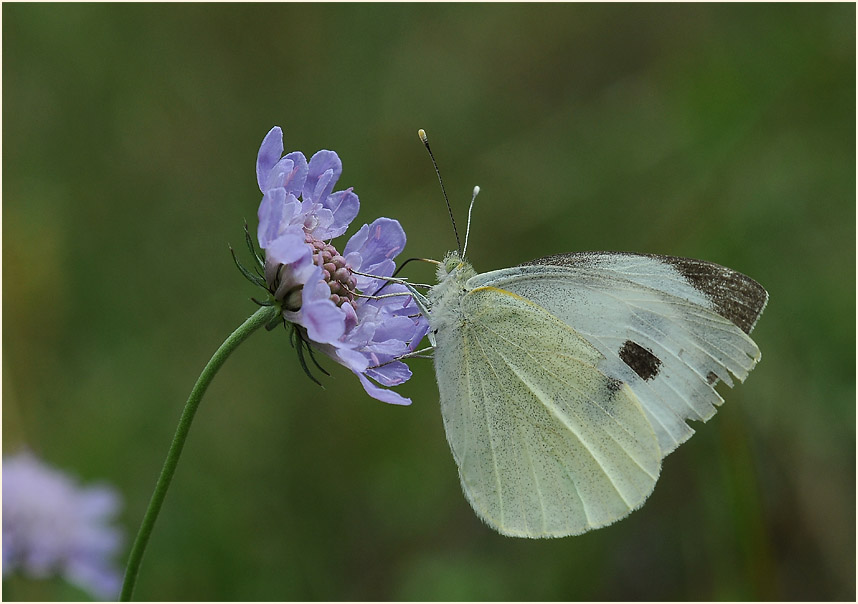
[305,233,358,311]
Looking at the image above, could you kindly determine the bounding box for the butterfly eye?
[443,256,459,273]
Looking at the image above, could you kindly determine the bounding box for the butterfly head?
[437,251,476,284]
[427,250,476,323]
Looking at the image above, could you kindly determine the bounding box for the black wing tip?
[660,255,768,334]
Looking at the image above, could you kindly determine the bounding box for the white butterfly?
[406,131,768,538]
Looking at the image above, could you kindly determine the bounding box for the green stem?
[120,304,279,601]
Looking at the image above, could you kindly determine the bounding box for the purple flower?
[2,452,124,600]
[255,127,427,405]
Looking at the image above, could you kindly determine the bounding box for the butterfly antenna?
[461,186,480,260]
[418,129,461,255]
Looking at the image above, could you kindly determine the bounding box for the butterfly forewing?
[517,252,768,334]
[433,285,661,538]
[469,252,767,457]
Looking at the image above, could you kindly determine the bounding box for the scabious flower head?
[254,127,428,405]
[2,452,124,600]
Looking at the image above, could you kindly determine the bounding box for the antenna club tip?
[473,185,481,196]
[417,128,427,142]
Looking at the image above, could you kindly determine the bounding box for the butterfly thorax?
[427,251,477,333]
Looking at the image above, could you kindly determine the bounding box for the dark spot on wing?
[619,340,662,381]
[605,376,623,397]
[706,371,719,386]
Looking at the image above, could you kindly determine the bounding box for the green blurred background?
[3,3,855,601]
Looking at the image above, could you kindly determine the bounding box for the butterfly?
[408,130,768,538]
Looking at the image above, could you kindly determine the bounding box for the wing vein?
[471,334,507,528]
[478,327,648,508]
[519,421,547,534]
[482,325,649,451]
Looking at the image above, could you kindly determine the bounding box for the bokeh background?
[3,3,855,601]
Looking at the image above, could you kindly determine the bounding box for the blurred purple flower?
[255,127,428,405]
[2,452,124,600]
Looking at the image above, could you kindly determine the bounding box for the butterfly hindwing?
[433,285,661,538]
[468,252,768,457]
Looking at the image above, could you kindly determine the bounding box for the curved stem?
[120,304,279,601]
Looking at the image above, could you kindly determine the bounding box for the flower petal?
[302,299,346,344]
[280,151,308,196]
[256,126,284,191]
[356,260,396,291]
[342,301,359,333]
[409,319,431,350]
[344,218,406,274]
[308,207,335,236]
[335,347,370,373]
[343,223,369,257]
[263,152,308,197]
[303,150,342,203]
[265,227,309,265]
[360,283,417,317]
[319,188,360,238]
[366,360,412,386]
[296,268,347,344]
[371,316,423,344]
[263,157,293,193]
[258,189,300,249]
[356,372,412,406]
